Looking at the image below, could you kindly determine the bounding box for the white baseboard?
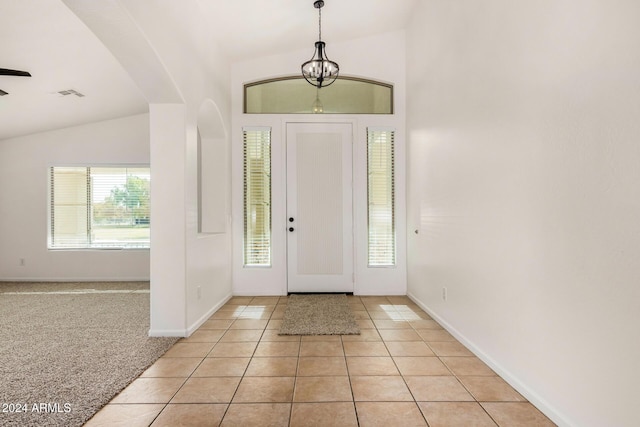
[232,291,287,296]
[407,292,573,427]
[148,329,187,337]
[355,292,406,296]
[149,294,234,338]
[231,291,407,296]
[186,293,233,336]
[0,277,150,282]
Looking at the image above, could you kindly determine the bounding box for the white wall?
[120,1,234,336]
[231,31,407,296]
[65,1,233,336]
[406,1,640,426]
[0,114,150,281]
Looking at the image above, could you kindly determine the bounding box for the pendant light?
[301,0,339,88]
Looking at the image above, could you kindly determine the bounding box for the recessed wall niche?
[197,100,227,233]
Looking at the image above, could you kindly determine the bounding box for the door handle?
[289,227,295,232]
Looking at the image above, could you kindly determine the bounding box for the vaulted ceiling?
[0,0,417,141]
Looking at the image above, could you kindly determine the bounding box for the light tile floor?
[85,296,556,426]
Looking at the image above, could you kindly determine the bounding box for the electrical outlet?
[442,287,447,301]
[197,286,202,300]
[19,258,25,267]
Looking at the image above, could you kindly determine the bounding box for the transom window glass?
[243,128,272,266]
[367,129,396,266]
[245,76,393,114]
[49,166,150,249]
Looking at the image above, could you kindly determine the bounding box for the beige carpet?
[0,282,177,427]
[279,294,360,335]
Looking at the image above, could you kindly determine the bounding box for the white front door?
[286,123,353,293]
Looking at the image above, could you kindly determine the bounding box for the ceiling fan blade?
[0,89,8,96]
[0,68,31,77]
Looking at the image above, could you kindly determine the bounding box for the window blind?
[49,166,150,249]
[367,129,396,266]
[243,128,272,266]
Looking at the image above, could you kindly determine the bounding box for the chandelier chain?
[318,6,322,41]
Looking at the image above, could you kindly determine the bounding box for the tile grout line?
[287,298,298,427]
[220,295,260,425]
[375,298,431,426]
[340,331,360,427]
[102,295,546,426]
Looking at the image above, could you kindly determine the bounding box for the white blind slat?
[243,128,272,266]
[50,166,150,249]
[50,167,89,247]
[367,129,396,266]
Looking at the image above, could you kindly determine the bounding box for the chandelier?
[301,0,339,88]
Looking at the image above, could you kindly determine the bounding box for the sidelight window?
[367,128,395,266]
[243,127,272,266]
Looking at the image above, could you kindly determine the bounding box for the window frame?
[47,164,151,250]
[242,127,272,267]
[366,127,396,267]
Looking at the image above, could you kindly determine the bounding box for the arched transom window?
[244,75,393,114]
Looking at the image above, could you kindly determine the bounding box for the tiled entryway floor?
[85,296,556,426]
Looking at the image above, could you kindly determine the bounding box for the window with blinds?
[243,128,272,266]
[49,166,150,249]
[367,129,396,266]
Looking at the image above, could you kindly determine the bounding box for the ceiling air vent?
[58,89,85,97]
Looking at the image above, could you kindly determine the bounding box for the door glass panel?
[296,132,344,275]
[367,129,396,266]
[286,123,354,293]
